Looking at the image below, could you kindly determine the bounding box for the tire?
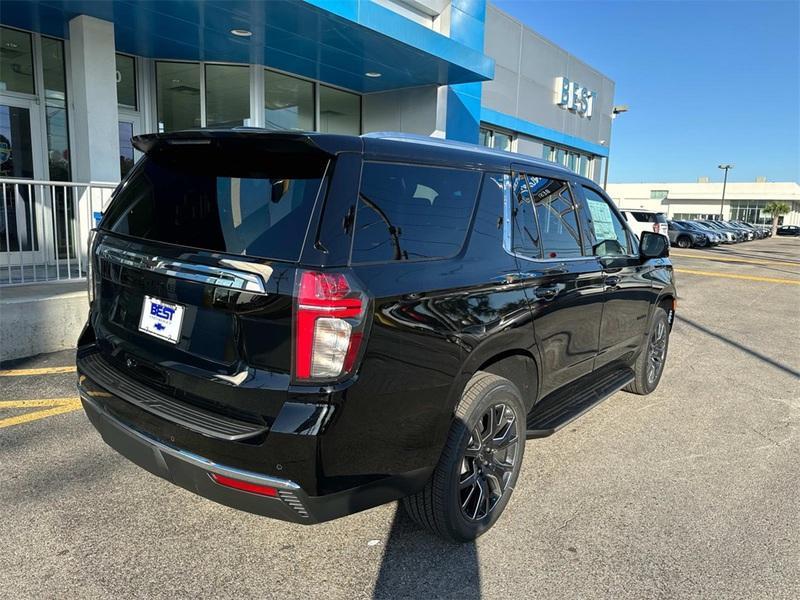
[625,307,670,395]
[676,236,691,248]
[402,371,527,543]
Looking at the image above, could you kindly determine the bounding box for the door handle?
[533,285,559,301]
[605,275,621,288]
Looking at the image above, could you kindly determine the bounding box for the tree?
[763,201,790,236]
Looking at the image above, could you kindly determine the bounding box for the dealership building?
[607,180,800,226]
[0,0,615,359]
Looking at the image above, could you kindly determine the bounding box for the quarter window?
[352,163,481,263]
[582,186,631,256]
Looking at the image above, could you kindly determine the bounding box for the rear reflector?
[210,473,278,497]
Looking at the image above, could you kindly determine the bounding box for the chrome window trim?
[97,245,269,294]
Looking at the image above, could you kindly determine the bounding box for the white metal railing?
[0,178,118,285]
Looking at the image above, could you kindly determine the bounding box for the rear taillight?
[293,271,367,382]
[652,223,660,233]
[87,229,97,304]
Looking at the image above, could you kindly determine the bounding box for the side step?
[525,367,635,439]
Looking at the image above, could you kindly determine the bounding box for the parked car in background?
[723,221,754,241]
[777,225,800,236]
[697,220,743,243]
[731,221,768,239]
[667,220,709,248]
[620,209,668,239]
[76,130,677,543]
[692,220,735,243]
[676,220,721,245]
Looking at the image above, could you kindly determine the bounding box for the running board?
[525,367,635,439]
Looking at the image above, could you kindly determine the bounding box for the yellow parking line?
[0,366,76,377]
[670,252,800,267]
[675,268,800,285]
[0,397,82,428]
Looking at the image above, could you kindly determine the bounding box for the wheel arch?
[449,338,540,416]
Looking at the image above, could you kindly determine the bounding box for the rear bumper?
[78,370,434,525]
[81,391,318,523]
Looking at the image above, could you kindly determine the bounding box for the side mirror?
[640,231,669,260]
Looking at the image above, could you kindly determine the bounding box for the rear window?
[351,162,481,263]
[101,142,328,261]
[631,211,667,224]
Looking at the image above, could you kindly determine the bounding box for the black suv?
[78,131,675,542]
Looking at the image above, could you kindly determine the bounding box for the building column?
[68,15,120,262]
[68,15,120,183]
[444,0,487,144]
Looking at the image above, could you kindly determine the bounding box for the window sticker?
[587,198,617,241]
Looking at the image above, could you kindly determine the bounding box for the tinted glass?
[116,54,137,109]
[102,143,328,261]
[42,37,66,100]
[319,86,360,134]
[265,70,314,131]
[205,64,250,128]
[352,162,480,263]
[118,121,135,178]
[511,173,539,257]
[529,176,582,259]
[0,28,34,94]
[156,62,201,132]
[582,186,630,256]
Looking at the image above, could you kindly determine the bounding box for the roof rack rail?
[361,131,571,173]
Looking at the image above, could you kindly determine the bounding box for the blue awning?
[2,0,495,93]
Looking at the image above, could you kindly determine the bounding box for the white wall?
[362,85,444,137]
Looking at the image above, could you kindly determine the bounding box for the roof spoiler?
[131,129,361,155]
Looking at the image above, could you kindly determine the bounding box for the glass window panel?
[512,173,539,257]
[205,64,250,128]
[352,163,481,262]
[493,132,512,152]
[319,86,360,135]
[156,62,201,132]
[103,145,328,262]
[479,128,491,147]
[45,106,70,181]
[0,28,34,94]
[579,155,589,177]
[0,105,37,251]
[116,54,137,109]
[42,37,66,102]
[582,186,631,256]
[118,121,135,178]
[556,148,566,166]
[0,104,34,178]
[264,70,314,131]
[529,176,582,258]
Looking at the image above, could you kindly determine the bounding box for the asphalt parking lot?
[2,236,798,599]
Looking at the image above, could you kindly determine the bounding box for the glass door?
[118,111,142,179]
[0,97,48,272]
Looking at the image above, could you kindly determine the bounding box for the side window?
[352,162,481,263]
[511,173,539,257]
[632,211,655,223]
[582,186,632,256]
[528,176,582,259]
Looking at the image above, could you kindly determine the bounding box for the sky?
[493,0,800,184]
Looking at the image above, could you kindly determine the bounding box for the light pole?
[602,105,629,189]
[718,163,733,219]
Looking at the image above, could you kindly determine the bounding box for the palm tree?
[763,201,791,236]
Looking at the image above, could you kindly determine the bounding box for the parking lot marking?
[675,268,800,285]
[671,252,800,267]
[0,398,82,429]
[0,365,76,377]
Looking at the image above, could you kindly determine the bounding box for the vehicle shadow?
[676,315,800,378]
[372,504,481,600]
